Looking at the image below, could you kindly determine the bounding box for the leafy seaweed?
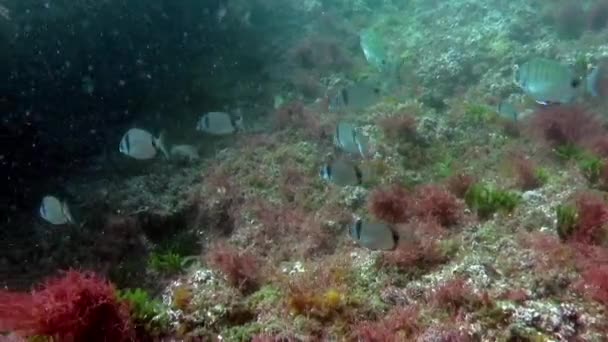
[118,288,169,334]
[556,204,578,241]
[464,183,520,219]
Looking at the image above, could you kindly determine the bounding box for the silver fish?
[119,128,169,160]
[196,111,243,135]
[329,82,382,112]
[334,122,370,157]
[320,159,363,186]
[349,219,397,251]
[497,101,518,121]
[360,29,388,72]
[514,58,581,105]
[39,195,74,225]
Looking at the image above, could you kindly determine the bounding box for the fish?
[360,29,389,72]
[349,219,397,251]
[514,58,581,105]
[328,82,382,112]
[586,58,608,98]
[170,144,200,162]
[119,128,169,160]
[497,100,518,121]
[334,122,370,158]
[39,195,74,225]
[196,112,243,135]
[320,159,364,186]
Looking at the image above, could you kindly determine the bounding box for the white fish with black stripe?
[334,121,370,158]
[196,111,243,135]
[39,195,74,225]
[119,128,169,160]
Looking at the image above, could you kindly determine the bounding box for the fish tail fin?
[62,202,76,225]
[156,131,170,159]
[587,67,600,97]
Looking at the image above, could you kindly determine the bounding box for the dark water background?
[0,0,302,220]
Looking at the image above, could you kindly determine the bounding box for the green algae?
[556,204,578,241]
[148,250,187,274]
[118,288,170,333]
[465,183,521,219]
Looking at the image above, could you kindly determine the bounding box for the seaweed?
[464,183,520,219]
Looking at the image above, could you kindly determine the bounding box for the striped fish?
[514,58,581,105]
[334,122,370,158]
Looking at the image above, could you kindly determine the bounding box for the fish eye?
[571,79,580,88]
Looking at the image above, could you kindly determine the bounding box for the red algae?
[413,185,463,227]
[528,105,604,148]
[206,242,261,293]
[570,193,608,245]
[428,277,483,318]
[368,185,413,224]
[378,114,417,140]
[353,305,421,341]
[509,153,543,190]
[445,172,476,198]
[0,270,134,341]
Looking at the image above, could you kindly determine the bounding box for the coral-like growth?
[378,114,417,141]
[368,185,413,224]
[529,105,603,149]
[414,185,463,227]
[206,242,261,293]
[509,153,546,190]
[353,305,421,341]
[0,270,134,341]
[445,172,476,198]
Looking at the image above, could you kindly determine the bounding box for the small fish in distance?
[329,82,382,112]
[119,128,169,160]
[497,100,519,121]
[320,159,365,186]
[39,195,74,225]
[349,219,397,251]
[360,29,389,73]
[334,121,370,158]
[196,111,243,135]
